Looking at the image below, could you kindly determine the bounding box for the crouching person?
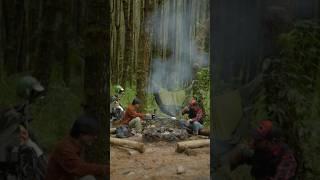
[45,115,108,180]
[224,120,297,180]
[179,98,204,135]
[121,98,145,134]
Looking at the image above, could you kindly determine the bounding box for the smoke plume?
[147,0,209,93]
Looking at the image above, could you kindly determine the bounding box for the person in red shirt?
[45,115,108,180]
[179,97,205,135]
[122,98,145,133]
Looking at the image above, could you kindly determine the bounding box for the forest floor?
[110,135,210,180]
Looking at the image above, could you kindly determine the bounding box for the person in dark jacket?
[179,97,205,135]
[45,115,108,180]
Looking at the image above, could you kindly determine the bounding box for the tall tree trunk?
[111,26,116,84]
[0,0,5,79]
[58,0,71,86]
[110,0,115,84]
[3,0,24,75]
[121,0,133,88]
[33,0,58,88]
[115,0,121,84]
[137,0,153,111]
[23,0,31,72]
[129,0,135,87]
[83,0,110,168]
[26,0,42,73]
[16,0,27,73]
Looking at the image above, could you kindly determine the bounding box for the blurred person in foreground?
[223,120,297,180]
[45,115,108,180]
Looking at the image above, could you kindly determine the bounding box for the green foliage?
[31,85,83,151]
[0,75,20,107]
[264,21,320,178]
[110,84,159,113]
[194,68,210,93]
[193,68,210,126]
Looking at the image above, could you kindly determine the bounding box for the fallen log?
[110,128,116,134]
[110,137,145,153]
[176,139,210,153]
[115,146,139,156]
[199,128,210,136]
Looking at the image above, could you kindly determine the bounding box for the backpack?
[116,125,132,138]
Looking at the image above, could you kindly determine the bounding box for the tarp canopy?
[153,87,189,117]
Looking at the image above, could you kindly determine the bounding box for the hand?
[188,119,194,123]
[185,119,192,126]
[19,125,29,145]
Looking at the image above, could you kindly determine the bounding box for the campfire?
[143,127,189,142]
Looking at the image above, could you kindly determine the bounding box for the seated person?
[229,120,297,180]
[45,115,108,180]
[180,97,204,135]
[110,85,125,121]
[121,98,145,133]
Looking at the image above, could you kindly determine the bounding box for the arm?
[56,146,108,177]
[223,144,253,171]
[191,108,204,122]
[217,144,253,171]
[127,107,144,120]
[181,106,189,115]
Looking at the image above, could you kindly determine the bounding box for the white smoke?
[147,0,209,92]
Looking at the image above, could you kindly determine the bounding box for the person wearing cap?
[0,76,47,179]
[45,115,108,180]
[228,120,297,180]
[111,85,125,109]
[16,76,45,102]
[15,76,45,124]
[110,85,125,122]
[179,97,204,135]
[121,98,145,134]
[111,85,125,101]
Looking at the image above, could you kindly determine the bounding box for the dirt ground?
[110,135,210,180]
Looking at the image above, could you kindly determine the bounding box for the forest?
[0,0,110,165]
[1,0,320,179]
[109,0,210,117]
[108,0,210,178]
[0,0,210,176]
